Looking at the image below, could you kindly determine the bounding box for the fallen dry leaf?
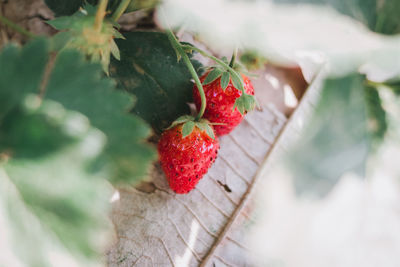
[107,102,287,267]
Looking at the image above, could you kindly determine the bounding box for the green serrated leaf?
[46,49,156,183]
[203,68,223,85]
[111,31,203,133]
[0,38,48,120]
[0,31,156,267]
[182,121,195,137]
[220,71,230,90]
[205,124,215,140]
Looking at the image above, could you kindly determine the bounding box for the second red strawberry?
[193,71,255,136]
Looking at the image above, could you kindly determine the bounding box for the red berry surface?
[158,124,219,194]
[193,73,255,136]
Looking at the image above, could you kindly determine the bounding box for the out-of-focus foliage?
[159,0,400,81]
[1,101,112,267]
[111,31,201,133]
[45,49,156,183]
[0,37,156,266]
[274,0,400,35]
[287,74,387,195]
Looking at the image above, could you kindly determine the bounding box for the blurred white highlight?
[110,190,120,203]
[175,220,200,267]
[284,84,298,108]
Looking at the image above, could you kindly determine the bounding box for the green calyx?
[167,115,215,140]
[47,3,124,74]
[233,93,257,115]
[201,64,258,115]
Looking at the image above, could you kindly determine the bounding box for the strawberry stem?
[166,29,206,121]
[111,0,131,21]
[94,0,108,32]
[182,44,246,94]
[229,47,237,68]
[0,15,36,39]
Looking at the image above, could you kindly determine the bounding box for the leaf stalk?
[111,0,132,21]
[182,44,246,94]
[166,29,206,121]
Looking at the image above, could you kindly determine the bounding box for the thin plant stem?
[111,0,131,21]
[166,29,206,121]
[182,44,245,93]
[94,0,108,32]
[0,15,35,39]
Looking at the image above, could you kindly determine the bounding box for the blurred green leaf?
[365,85,387,141]
[111,31,202,133]
[0,36,157,266]
[0,39,48,120]
[274,0,400,35]
[1,98,111,267]
[45,49,156,183]
[381,79,400,95]
[288,74,387,195]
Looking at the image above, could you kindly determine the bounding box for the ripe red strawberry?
[158,120,219,194]
[193,72,255,136]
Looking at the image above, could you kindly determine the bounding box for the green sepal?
[182,121,195,137]
[195,119,215,140]
[167,117,216,140]
[203,68,223,85]
[195,121,207,132]
[233,93,257,115]
[220,71,230,90]
[166,115,193,130]
[230,71,244,91]
[204,123,215,140]
[110,39,120,60]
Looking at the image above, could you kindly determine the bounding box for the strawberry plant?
[1,0,400,266]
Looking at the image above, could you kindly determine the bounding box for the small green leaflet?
[233,93,257,115]
[182,121,195,137]
[230,71,244,91]
[220,71,230,90]
[167,117,215,140]
[205,124,215,140]
[166,115,193,129]
[203,68,223,85]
